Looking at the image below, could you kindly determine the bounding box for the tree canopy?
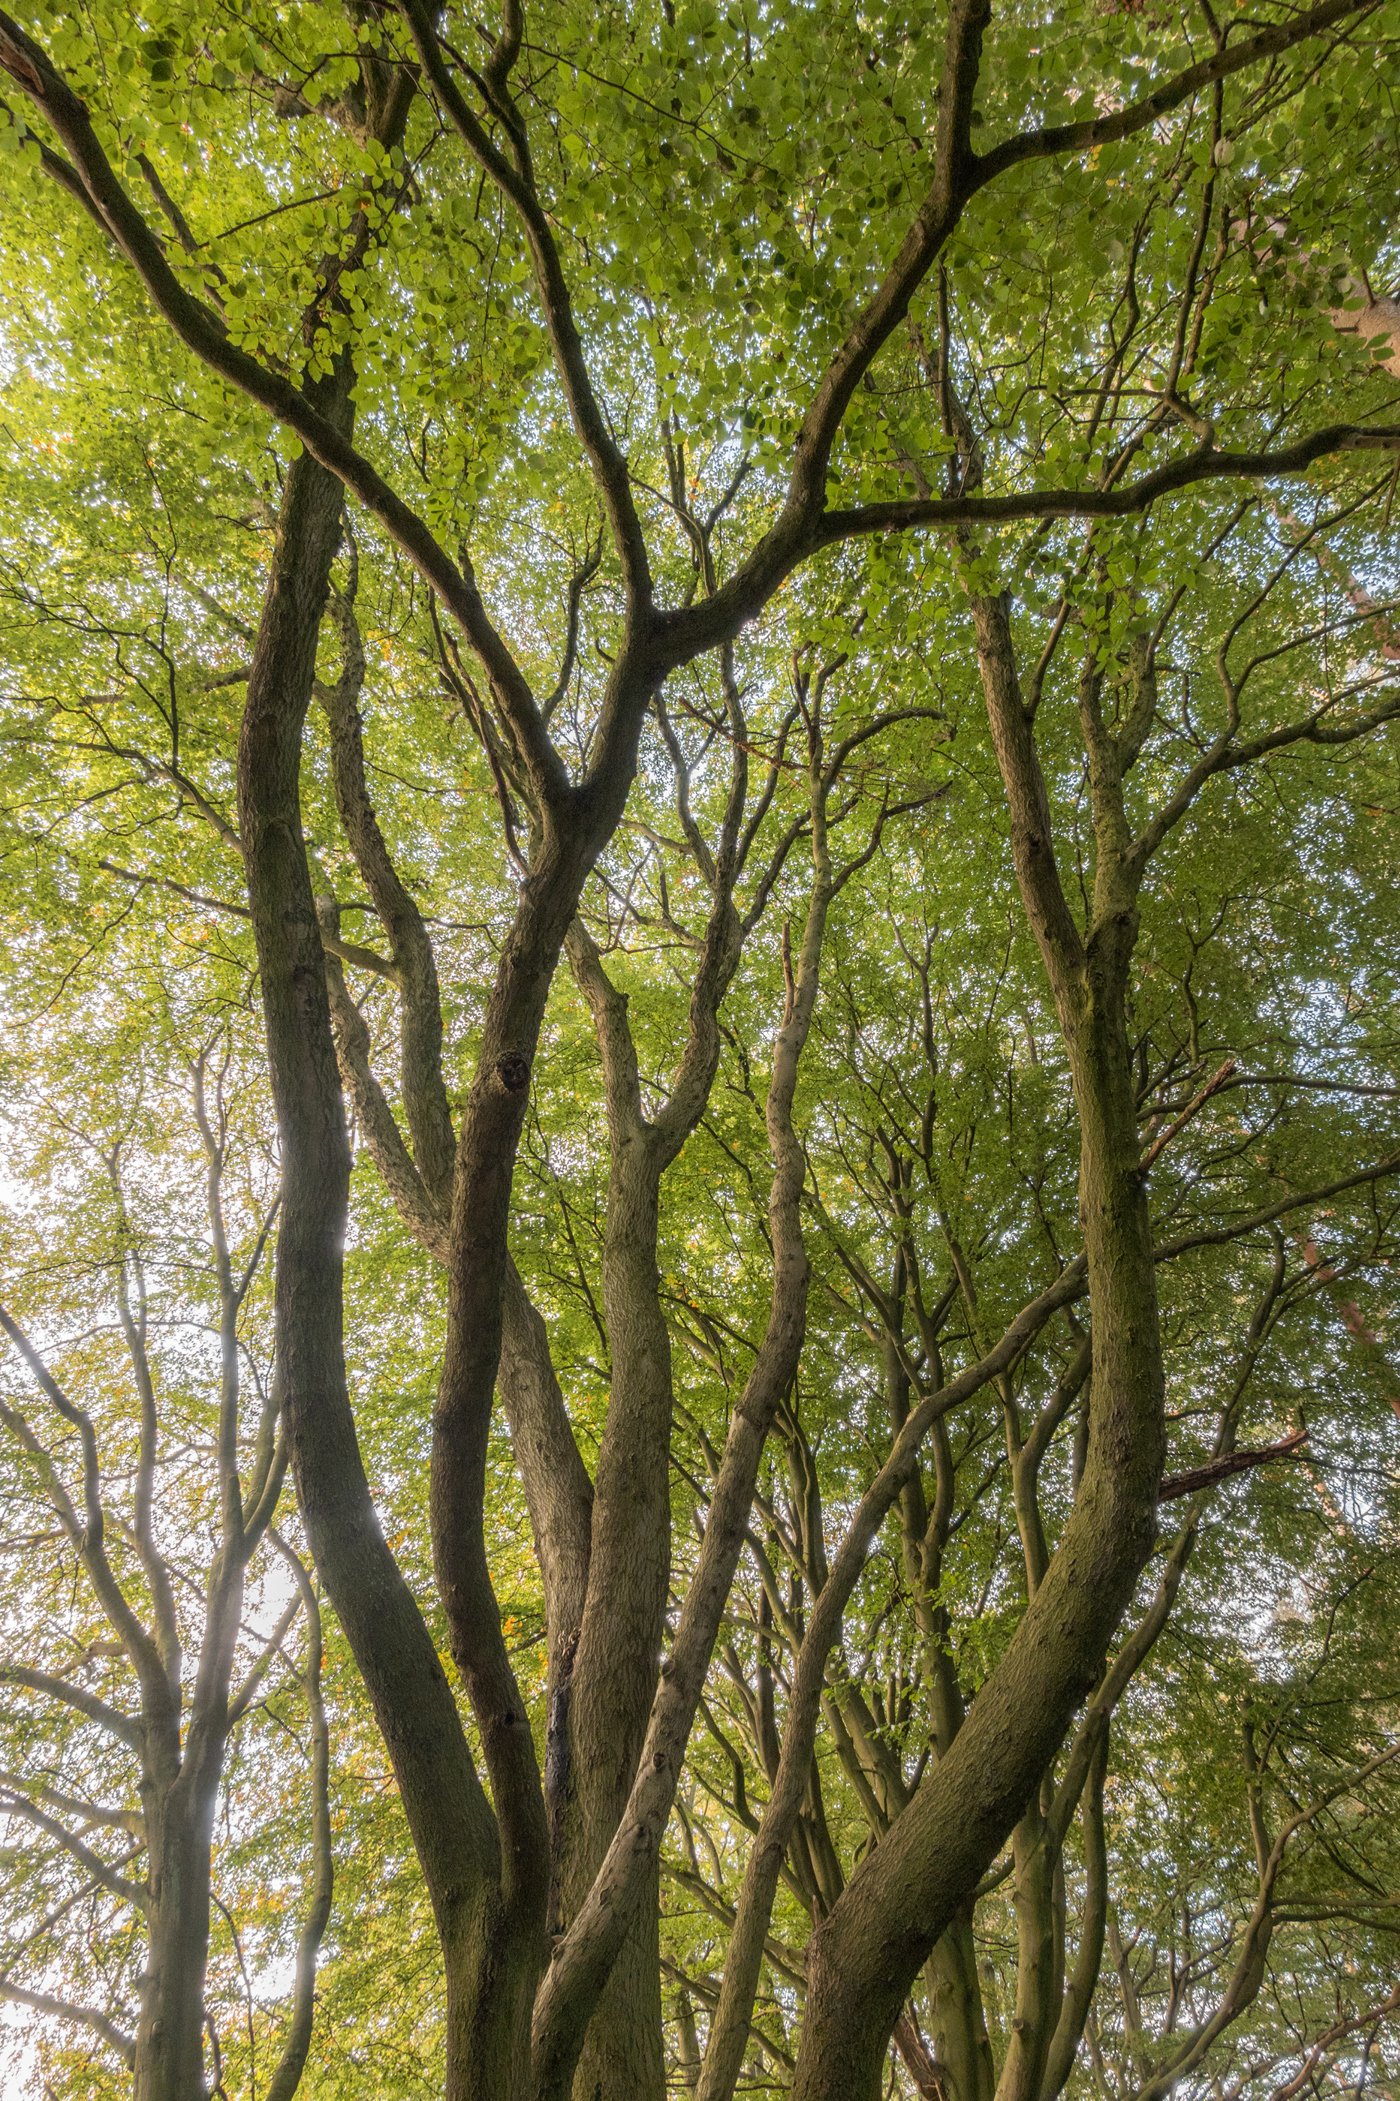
[0,2,1397,2099]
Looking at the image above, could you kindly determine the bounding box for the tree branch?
[0,1977,135,2066]
[0,11,564,804]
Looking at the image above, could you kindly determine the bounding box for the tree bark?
[237,391,518,2100]
[781,592,1165,2101]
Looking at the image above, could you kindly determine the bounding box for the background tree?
[0,1032,331,2101]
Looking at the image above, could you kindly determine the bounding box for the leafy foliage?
[0,0,1397,2097]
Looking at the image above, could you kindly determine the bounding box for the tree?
[0,1041,332,2100]
[0,0,1398,2096]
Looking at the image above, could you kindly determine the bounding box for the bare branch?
[0,1977,134,2066]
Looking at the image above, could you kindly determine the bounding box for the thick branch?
[0,1978,134,2066]
[0,1787,149,1911]
[1158,1428,1307,1501]
[975,0,1379,184]
[0,13,564,805]
[0,1664,143,1751]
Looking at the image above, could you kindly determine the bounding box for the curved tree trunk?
[784,592,1166,2101]
[237,401,519,2100]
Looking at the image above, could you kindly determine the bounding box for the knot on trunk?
[495,1052,531,1093]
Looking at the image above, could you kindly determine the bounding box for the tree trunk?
[925,1916,997,2101]
[558,1134,673,2101]
[135,1787,215,2101]
[236,393,515,2100]
[784,595,1165,2101]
